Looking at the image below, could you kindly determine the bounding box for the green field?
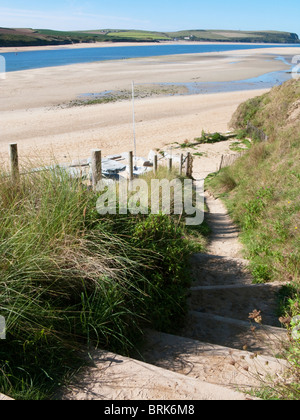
[89,29,171,41]
[0,27,298,47]
[166,29,299,43]
[90,28,299,43]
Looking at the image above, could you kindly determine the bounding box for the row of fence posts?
[92,149,193,190]
[8,143,193,189]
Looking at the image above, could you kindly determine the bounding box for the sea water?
[2,43,300,73]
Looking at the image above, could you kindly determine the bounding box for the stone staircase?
[1,160,289,401]
[60,188,288,401]
[138,190,288,396]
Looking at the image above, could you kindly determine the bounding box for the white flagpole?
[132,80,137,169]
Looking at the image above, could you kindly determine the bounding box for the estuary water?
[2,43,300,73]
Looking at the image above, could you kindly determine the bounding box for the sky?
[0,0,300,36]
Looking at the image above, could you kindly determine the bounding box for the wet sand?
[0,45,299,165]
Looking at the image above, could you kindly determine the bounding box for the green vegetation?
[207,79,300,284]
[205,79,300,399]
[99,29,171,41]
[167,29,299,43]
[0,165,208,399]
[175,131,236,150]
[229,139,252,152]
[0,27,298,47]
[195,131,228,143]
[100,29,299,43]
[0,28,109,47]
[68,84,188,108]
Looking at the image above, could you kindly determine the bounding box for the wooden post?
[219,155,224,172]
[179,154,183,176]
[185,152,194,178]
[91,149,102,190]
[168,158,173,173]
[153,154,158,174]
[10,143,19,182]
[185,152,191,177]
[128,151,134,181]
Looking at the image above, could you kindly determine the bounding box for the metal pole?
[132,81,137,170]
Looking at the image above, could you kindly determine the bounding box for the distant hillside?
[167,29,299,43]
[0,27,299,47]
[100,29,299,43]
[0,28,108,47]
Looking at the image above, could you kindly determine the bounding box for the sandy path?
[202,192,244,258]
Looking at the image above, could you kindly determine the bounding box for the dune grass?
[0,164,207,399]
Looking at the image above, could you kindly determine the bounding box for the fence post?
[168,158,173,173]
[128,151,134,181]
[185,152,193,178]
[185,153,189,177]
[91,149,102,190]
[179,154,183,176]
[10,143,19,182]
[153,154,158,174]
[219,155,224,171]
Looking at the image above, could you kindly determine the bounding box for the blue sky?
[0,0,299,36]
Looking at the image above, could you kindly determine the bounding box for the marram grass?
[0,164,206,399]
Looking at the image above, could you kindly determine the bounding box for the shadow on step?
[206,212,240,239]
[181,312,287,357]
[190,253,252,286]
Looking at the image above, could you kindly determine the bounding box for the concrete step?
[181,311,287,357]
[190,253,252,286]
[0,393,13,400]
[140,330,287,392]
[59,349,250,400]
[189,283,283,327]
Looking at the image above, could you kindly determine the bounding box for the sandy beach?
[0,40,299,53]
[0,44,299,166]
